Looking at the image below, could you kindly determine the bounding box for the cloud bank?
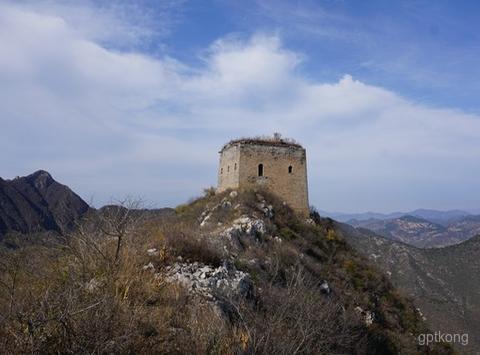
[1,2,479,211]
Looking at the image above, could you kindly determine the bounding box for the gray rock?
[199,213,212,227]
[147,248,159,256]
[319,281,331,294]
[164,262,252,300]
[222,215,266,240]
[221,198,232,208]
[354,306,375,326]
[143,262,155,271]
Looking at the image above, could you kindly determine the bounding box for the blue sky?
[1,0,480,213]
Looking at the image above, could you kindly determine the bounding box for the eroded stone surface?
[222,215,266,239]
[164,262,252,300]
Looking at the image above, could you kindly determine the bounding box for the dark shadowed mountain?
[340,222,480,353]
[0,170,90,237]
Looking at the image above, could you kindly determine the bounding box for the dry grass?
[0,193,454,354]
[0,201,234,354]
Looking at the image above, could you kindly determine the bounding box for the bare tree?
[71,197,147,270]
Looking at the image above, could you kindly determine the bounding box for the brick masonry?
[217,138,309,215]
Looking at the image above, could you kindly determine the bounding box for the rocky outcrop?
[164,262,252,300]
[221,216,266,240]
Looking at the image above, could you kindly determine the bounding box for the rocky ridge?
[142,189,452,354]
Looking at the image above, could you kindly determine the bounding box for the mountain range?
[0,171,451,353]
[350,215,480,248]
[0,170,477,352]
[2,171,476,250]
[322,208,472,225]
[322,209,480,248]
[341,222,480,352]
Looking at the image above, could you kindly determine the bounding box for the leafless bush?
[228,266,365,355]
[0,198,177,353]
[0,195,249,353]
[203,186,216,197]
[158,221,224,266]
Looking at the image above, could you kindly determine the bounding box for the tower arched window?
[258,164,264,177]
[221,168,223,174]
[227,165,230,172]
[288,165,293,174]
[234,163,237,170]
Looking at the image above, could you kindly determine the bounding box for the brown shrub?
[227,266,366,354]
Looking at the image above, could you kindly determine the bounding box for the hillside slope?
[446,215,480,243]
[0,171,89,237]
[341,223,479,353]
[350,215,449,247]
[351,215,480,248]
[0,190,451,354]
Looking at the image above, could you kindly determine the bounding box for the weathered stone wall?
[218,141,309,215]
[217,144,241,191]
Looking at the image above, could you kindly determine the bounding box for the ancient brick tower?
[217,134,309,215]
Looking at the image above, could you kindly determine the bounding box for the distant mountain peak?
[29,169,52,177]
[27,170,54,189]
[398,215,430,223]
[0,170,89,237]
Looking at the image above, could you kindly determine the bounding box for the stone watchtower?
[217,134,309,215]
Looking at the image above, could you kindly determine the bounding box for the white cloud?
[1,2,479,211]
[3,0,184,49]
